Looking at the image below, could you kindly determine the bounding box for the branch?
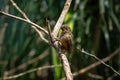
[10,0,48,43]
[51,0,73,80]
[2,65,62,80]
[87,73,104,79]
[107,70,120,80]
[0,11,48,43]
[60,53,73,79]
[10,0,49,43]
[80,48,120,76]
[10,0,29,20]
[73,47,120,76]
[52,0,72,38]
[46,19,53,43]
[4,49,49,76]
[61,48,120,80]
[0,11,48,35]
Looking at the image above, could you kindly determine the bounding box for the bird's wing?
[66,34,72,53]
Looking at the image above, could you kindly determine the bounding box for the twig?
[61,47,120,80]
[4,49,49,76]
[46,19,53,43]
[0,11,48,35]
[80,48,120,76]
[2,65,62,80]
[36,30,48,43]
[10,0,48,43]
[74,48,120,76]
[10,0,29,20]
[107,70,120,80]
[87,73,104,79]
[0,11,48,43]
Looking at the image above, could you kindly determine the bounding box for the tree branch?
[9,0,48,43]
[0,11,48,35]
[4,49,49,76]
[52,0,72,38]
[51,0,73,80]
[61,48,120,80]
[73,47,120,76]
[46,19,53,43]
[2,65,61,80]
[10,0,29,20]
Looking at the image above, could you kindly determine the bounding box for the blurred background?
[0,0,120,80]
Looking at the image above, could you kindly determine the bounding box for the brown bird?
[60,26,73,54]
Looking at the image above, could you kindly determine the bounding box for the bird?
[59,26,73,54]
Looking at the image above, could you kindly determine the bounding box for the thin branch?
[107,70,120,80]
[61,47,120,80]
[52,0,72,38]
[10,0,29,20]
[74,47,120,76]
[87,73,104,80]
[4,49,49,76]
[80,48,120,76]
[37,31,48,43]
[10,0,48,43]
[46,19,53,43]
[2,65,62,80]
[0,11,48,35]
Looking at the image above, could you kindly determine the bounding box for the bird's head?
[61,26,71,33]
